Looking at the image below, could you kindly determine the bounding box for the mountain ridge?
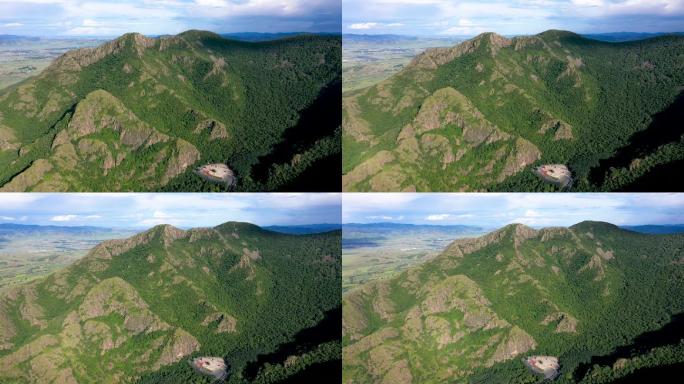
[342,221,684,383]
[0,220,341,383]
[342,29,684,191]
[0,29,341,191]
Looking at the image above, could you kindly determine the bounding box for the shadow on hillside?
[609,361,684,383]
[243,306,341,381]
[250,77,341,192]
[588,92,684,190]
[574,312,684,381]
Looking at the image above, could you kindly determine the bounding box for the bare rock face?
[154,329,200,369]
[410,32,511,70]
[498,138,541,182]
[49,33,155,72]
[162,139,201,184]
[488,326,536,365]
[541,312,578,333]
[201,312,237,333]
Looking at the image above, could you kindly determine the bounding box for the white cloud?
[349,22,378,29]
[348,22,404,29]
[51,214,78,222]
[3,22,23,27]
[50,214,101,222]
[82,19,100,27]
[366,215,404,221]
[196,0,228,7]
[426,213,451,221]
[0,216,15,220]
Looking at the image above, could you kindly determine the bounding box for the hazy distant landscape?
[342,34,462,92]
[0,223,134,288]
[0,36,104,89]
[342,223,486,291]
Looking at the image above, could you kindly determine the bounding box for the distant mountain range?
[264,223,342,234]
[621,224,684,234]
[0,222,118,234]
[582,32,684,42]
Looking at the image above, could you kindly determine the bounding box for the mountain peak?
[178,29,221,41]
[570,221,620,231]
[538,29,581,40]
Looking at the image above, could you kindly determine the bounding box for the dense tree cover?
[342,31,684,191]
[343,221,684,383]
[0,32,341,191]
[0,223,341,383]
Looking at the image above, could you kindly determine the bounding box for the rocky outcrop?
[154,329,200,369]
[202,312,237,333]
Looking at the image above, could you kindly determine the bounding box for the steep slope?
[0,222,341,383]
[342,30,684,191]
[342,222,684,383]
[0,31,341,191]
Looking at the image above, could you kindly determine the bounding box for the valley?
[0,223,133,288]
[342,35,461,92]
[0,36,104,90]
[342,223,486,292]
[342,221,684,383]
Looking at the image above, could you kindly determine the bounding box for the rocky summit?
[342,30,684,191]
[0,222,341,383]
[342,222,684,383]
[0,31,341,192]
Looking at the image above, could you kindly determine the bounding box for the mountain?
[621,224,684,234]
[221,33,335,42]
[583,32,684,42]
[342,221,684,383]
[0,223,120,234]
[264,224,342,234]
[0,31,341,192]
[342,30,684,191]
[0,222,341,383]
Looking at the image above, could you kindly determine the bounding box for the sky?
[0,0,341,36]
[343,193,684,228]
[343,0,684,36]
[0,193,341,229]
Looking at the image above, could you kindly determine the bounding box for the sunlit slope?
[0,223,341,383]
[0,31,341,191]
[342,222,684,383]
[342,30,684,191]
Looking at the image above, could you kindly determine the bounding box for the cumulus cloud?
[343,193,684,227]
[50,214,101,222]
[0,0,341,35]
[343,0,684,35]
[349,22,403,29]
[1,193,340,229]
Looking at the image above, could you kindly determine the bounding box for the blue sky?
[0,193,341,229]
[343,0,684,36]
[0,0,341,36]
[343,193,684,227]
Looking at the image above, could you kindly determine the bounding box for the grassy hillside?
[0,31,341,192]
[342,222,684,383]
[342,30,684,191]
[0,222,341,383]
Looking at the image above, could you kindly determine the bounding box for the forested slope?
[342,30,684,191]
[0,31,341,191]
[342,222,684,383]
[0,223,341,383]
